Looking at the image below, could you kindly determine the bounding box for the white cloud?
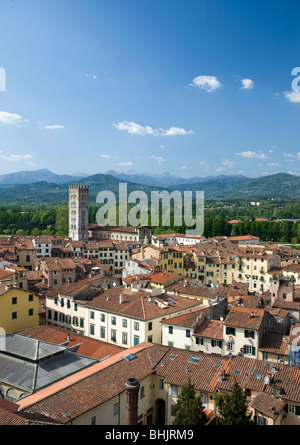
[85,73,98,80]
[236,150,268,159]
[284,91,300,103]
[0,152,33,162]
[200,161,210,170]
[100,154,111,159]
[0,111,23,125]
[160,145,165,149]
[113,121,159,136]
[215,166,226,172]
[240,78,254,89]
[113,121,193,136]
[189,75,222,93]
[118,161,133,166]
[43,125,65,130]
[267,162,280,167]
[222,160,235,168]
[283,152,294,158]
[151,156,165,165]
[161,127,193,136]
[180,165,187,170]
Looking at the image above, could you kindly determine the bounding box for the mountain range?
[0,169,300,204]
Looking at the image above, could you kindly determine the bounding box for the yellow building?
[0,284,39,333]
[159,246,186,275]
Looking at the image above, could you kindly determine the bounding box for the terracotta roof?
[160,308,207,328]
[16,325,125,360]
[224,306,265,330]
[149,272,181,284]
[85,287,203,320]
[250,392,286,419]
[0,269,14,280]
[259,333,289,356]
[193,319,224,340]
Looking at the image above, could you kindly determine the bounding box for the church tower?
[69,185,89,242]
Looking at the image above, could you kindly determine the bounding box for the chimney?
[125,378,140,426]
[120,294,124,304]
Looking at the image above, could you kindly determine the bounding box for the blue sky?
[0,0,300,178]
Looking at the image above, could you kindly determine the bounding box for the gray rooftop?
[0,334,98,395]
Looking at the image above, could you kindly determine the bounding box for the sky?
[0,0,300,179]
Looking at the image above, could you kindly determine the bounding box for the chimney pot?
[125,378,140,426]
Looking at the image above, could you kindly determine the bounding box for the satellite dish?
[113,282,116,287]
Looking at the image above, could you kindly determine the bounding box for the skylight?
[123,353,138,362]
[188,356,201,364]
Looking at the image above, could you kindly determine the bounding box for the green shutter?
[251,331,255,339]
[244,345,247,354]
[232,328,236,336]
[226,327,230,335]
[252,346,256,356]
[295,406,300,416]
[244,330,248,338]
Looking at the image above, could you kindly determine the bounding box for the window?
[211,340,222,348]
[12,297,17,305]
[227,341,234,352]
[122,319,127,328]
[244,330,255,339]
[122,333,128,345]
[168,341,174,347]
[74,303,78,312]
[111,316,116,325]
[244,345,256,356]
[134,321,139,331]
[168,326,173,335]
[90,311,95,320]
[226,327,236,336]
[28,309,34,317]
[113,403,119,416]
[100,313,105,322]
[159,379,164,389]
[28,294,33,302]
[90,324,95,335]
[12,312,17,320]
[100,327,105,339]
[111,330,116,342]
[80,318,84,328]
[148,335,153,343]
[148,322,152,331]
[256,416,267,425]
[91,416,96,425]
[140,386,145,399]
[171,385,178,397]
[47,310,52,320]
[186,329,191,338]
[196,337,203,345]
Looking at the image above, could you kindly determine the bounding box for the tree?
[214,378,253,425]
[55,206,69,237]
[173,379,208,425]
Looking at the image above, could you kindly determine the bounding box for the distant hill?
[0,168,85,185]
[170,172,300,199]
[0,174,162,205]
[105,169,247,187]
[0,171,299,204]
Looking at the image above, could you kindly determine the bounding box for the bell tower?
[69,185,89,242]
